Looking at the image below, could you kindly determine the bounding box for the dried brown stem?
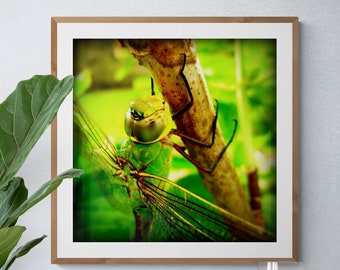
[121,39,254,223]
[248,167,265,227]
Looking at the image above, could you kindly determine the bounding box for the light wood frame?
[51,16,299,264]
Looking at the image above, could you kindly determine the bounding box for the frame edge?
[49,16,299,264]
[291,17,300,262]
[50,16,59,264]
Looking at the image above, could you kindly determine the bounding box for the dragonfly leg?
[171,99,219,148]
[171,54,194,120]
[171,53,222,149]
[169,54,237,173]
[150,78,156,96]
[149,54,193,116]
[172,119,238,173]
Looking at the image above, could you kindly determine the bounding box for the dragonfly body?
[120,95,175,240]
[118,139,172,241]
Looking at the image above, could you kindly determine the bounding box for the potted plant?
[0,75,82,270]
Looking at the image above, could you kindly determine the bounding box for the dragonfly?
[73,95,274,243]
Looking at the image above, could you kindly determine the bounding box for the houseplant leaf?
[2,169,83,227]
[1,235,46,270]
[0,178,27,227]
[0,75,73,189]
[0,226,25,268]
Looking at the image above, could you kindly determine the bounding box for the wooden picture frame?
[51,16,299,264]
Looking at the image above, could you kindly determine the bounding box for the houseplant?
[0,75,82,269]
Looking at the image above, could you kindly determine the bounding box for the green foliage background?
[73,39,276,242]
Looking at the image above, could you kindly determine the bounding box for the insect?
[73,54,274,242]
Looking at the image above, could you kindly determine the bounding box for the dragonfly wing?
[74,100,121,173]
[74,100,134,215]
[139,177,231,241]
[137,172,275,242]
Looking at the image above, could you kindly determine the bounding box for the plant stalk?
[121,39,254,223]
[234,40,264,227]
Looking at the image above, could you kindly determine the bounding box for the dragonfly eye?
[131,108,144,121]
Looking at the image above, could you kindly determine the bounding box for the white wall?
[1,0,339,269]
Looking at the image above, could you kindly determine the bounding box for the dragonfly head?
[124,95,172,144]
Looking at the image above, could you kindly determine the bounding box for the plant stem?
[234,40,255,167]
[234,40,264,226]
[121,39,254,223]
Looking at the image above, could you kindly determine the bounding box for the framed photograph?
[51,17,299,264]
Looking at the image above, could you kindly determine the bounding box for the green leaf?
[2,169,83,227]
[0,178,28,227]
[1,235,46,270]
[0,75,74,189]
[0,226,25,268]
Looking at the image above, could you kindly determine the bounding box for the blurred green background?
[73,39,276,242]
